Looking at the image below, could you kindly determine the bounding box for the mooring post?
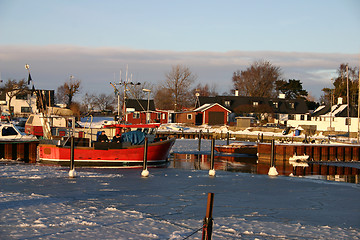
[261,133,264,142]
[202,192,214,240]
[141,137,149,177]
[209,138,216,176]
[268,139,278,176]
[198,130,202,151]
[226,132,230,145]
[270,139,275,167]
[69,136,76,178]
[89,128,93,147]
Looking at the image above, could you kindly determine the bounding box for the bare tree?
[2,79,29,116]
[232,60,283,98]
[56,76,81,108]
[154,86,174,110]
[192,83,218,97]
[163,65,197,111]
[80,93,97,113]
[94,93,116,112]
[127,81,155,100]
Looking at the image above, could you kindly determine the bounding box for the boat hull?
[37,138,176,168]
[215,145,257,155]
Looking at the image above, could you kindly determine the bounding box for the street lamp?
[143,89,151,123]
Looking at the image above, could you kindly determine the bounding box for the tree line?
[1,60,358,117]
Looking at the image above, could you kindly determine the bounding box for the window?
[27,116,34,124]
[157,113,161,119]
[273,102,278,108]
[345,118,351,125]
[187,114,192,120]
[2,127,17,136]
[224,101,231,107]
[289,102,295,109]
[162,113,166,120]
[253,101,258,107]
[300,115,305,120]
[307,115,311,121]
[21,107,32,113]
[288,114,295,120]
[133,112,140,119]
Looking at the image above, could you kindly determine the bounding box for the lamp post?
[143,89,151,123]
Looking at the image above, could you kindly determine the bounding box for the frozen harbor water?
[1,139,360,239]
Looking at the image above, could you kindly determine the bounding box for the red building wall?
[125,111,169,124]
[203,105,229,125]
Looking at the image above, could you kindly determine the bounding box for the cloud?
[0,45,358,101]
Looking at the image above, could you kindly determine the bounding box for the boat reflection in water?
[169,153,360,184]
[169,153,257,173]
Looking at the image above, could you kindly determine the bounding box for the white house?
[287,103,359,133]
[0,90,54,117]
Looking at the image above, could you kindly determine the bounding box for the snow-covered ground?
[1,139,360,239]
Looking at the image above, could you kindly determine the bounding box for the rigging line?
[180,225,204,240]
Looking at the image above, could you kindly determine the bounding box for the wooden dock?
[0,141,39,163]
[258,142,360,163]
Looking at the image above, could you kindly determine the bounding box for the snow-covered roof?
[332,104,347,116]
[193,103,231,112]
[313,105,325,114]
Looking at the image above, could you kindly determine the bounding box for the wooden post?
[202,192,214,240]
[68,136,77,178]
[70,136,75,170]
[209,138,216,176]
[143,137,148,170]
[226,132,230,145]
[270,139,275,167]
[198,130,202,151]
[268,139,278,176]
[141,137,149,177]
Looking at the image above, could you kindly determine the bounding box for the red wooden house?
[124,99,171,124]
[176,103,231,125]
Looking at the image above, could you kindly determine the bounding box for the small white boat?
[288,154,309,167]
[0,122,38,142]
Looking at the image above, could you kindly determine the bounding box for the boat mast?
[25,64,53,139]
[110,66,140,124]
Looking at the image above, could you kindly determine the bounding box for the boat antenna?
[110,66,141,123]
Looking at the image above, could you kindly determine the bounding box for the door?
[208,112,224,125]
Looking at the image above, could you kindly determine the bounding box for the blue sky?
[0,0,359,100]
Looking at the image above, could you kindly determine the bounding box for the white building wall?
[1,93,38,115]
[287,117,359,132]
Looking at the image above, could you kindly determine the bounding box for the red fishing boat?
[214,142,257,156]
[37,123,176,168]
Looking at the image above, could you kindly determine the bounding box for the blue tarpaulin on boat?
[121,131,146,145]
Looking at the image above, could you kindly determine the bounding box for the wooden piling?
[198,130,202,151]
[143,137,149,170]
[28,142,37,163]
[270,139,275,167]
[202,192,214,240]
[70,136,75,170]
[210,138,215,170]
[4,143,13,160]
[17,143,25,160]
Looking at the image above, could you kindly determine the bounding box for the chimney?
[337,97,343,105]
[235,89,239,96]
